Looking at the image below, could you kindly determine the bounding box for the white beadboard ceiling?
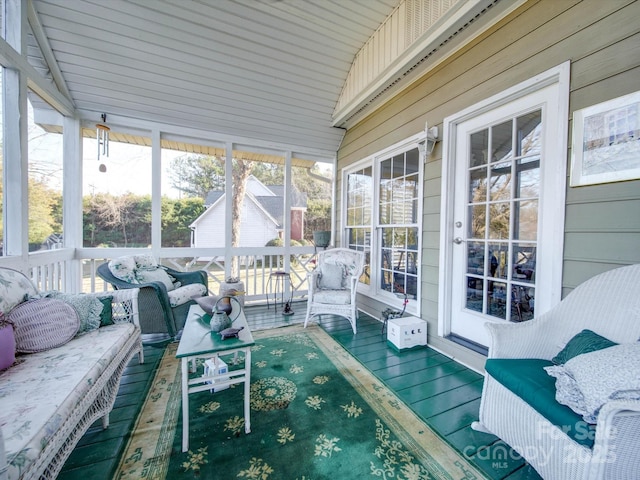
[28,0,400,158]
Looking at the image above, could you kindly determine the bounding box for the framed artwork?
[570,90,640,186]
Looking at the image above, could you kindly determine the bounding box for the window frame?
[342,132,425,315]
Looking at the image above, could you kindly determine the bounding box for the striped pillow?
[9,298,80,353]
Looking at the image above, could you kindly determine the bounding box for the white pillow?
[135,267,175,291]
[317,263,345,290]
[545,343,640,423]
[168,283,207,307]
[108,255,138,283]
[134,254,158,270]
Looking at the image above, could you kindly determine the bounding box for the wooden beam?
[27,0,74,102]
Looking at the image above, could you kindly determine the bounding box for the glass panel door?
[464,111,540,322]
[451,99,549,346]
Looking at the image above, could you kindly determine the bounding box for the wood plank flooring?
[58,301,541,480]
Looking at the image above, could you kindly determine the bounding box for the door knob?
[453,237,463,244]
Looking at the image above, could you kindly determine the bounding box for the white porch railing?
[0,248,74,292]
[0,247,320,304]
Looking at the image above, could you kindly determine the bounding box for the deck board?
[59,305,540,480]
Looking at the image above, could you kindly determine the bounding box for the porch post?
[151,130,162,255]
[2,0,28,260]
[224,142,233,279]
[283,151,292,273]
[62,115,83,290]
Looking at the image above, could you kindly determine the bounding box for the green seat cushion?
[485,358,595,448]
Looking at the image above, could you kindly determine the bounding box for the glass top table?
[177,304,255,452]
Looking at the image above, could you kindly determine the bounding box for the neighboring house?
[189,176,307,248]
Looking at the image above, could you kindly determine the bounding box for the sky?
[82,139,183,198]
[9,88,332,199]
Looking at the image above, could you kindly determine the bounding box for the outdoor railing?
[157,247,318,304]
[0,248,74,292]
[0,246,321,304]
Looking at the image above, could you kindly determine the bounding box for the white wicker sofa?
[473,263,640,480]
[0,267,142,480]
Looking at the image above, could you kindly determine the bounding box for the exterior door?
[444,74,568,348]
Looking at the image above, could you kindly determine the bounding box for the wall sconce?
[424,123,439,156]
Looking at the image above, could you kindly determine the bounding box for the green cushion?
[485,358,595,448]
[98,296,114,326]
[552,329,618,365]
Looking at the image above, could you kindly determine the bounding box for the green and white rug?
[115,324,486,479]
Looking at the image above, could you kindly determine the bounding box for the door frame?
[438,62,570,339]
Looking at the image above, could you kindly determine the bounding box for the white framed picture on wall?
[570,90,640,186]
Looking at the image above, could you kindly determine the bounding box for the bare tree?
[229,158,254,278]
[93,193,138,247]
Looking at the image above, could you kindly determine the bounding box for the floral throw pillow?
[545,342,640,423]
[134,254,158,270]
[167,283,207,307]
[0,267,39,314]
[135,267,175,291]
[108,255,138,283]
[317,263,345,290]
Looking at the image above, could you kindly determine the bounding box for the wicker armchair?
[473,263,640,479]
[97,261,208,340]
[304,248,365,334]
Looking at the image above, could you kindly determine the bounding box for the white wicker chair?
[304,248,365,334]
[473,263,640,480]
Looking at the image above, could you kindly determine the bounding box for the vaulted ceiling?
[28,0,400,158]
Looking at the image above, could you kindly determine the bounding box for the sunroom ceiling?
[28,0,400,159]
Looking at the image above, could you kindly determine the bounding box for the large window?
[344,136,423,310]
[379,148,420,300]
[345,166,372,286]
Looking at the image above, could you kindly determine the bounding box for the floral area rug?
[115,324,486,480]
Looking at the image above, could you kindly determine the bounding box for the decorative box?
[387,316,427,351]
[203,356,229,392]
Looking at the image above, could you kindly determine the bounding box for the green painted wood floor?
[58,302,541,480]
